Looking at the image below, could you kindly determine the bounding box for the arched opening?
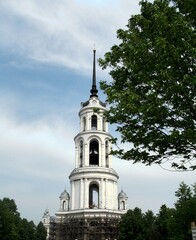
[89,183,99,208]
[63,200,66,210]
[91,115,97,129]
[79,140,83,167]
[89,140,99,165]
[120,201,125,210]
[102,117,106,131]
[105,140,109,167]
[83,116,86,131]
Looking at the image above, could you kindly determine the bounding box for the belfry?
[43,50,128,240]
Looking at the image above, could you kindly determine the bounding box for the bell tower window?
[89,140,99,165]
[89,183,99,208]
[105,140,109,167]
[83,116,86,131]
[79,140,83,167]
[120,200,125,210]
[102,117,106,131]
[91,115,97,129]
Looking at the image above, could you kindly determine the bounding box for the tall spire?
[90,49,98,97]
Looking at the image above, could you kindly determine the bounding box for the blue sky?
[0,0,195,224]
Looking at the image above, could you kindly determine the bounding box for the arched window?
[91,115,97,129]
[83,116,86,131]
[89,140,99,165]
[105,140,109,167]
[89,183,99,208]
[62,200,69,210]
[79,140,83,167]
[120,201,125,210]
[102,117,106,131]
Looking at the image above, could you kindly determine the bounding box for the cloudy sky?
[0,0,195,224]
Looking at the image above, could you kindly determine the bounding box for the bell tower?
[54,50,128,240]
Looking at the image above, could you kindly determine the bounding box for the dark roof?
[82,99,106,107]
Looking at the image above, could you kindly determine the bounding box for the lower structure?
[55,210,122,240]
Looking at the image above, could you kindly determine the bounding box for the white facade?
[54,49,128,222]
[69,95,120,211]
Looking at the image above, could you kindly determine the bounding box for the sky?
[0,0,195,224]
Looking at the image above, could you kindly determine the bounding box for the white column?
[75,146,78,168]
[80,178,84,208]
[80,116,82,132]
[71,181,75,210]
[114,181,118,209]
[101,143,105,167]
[109,143,112,168]
[105,121,108,132]
[97,116,100,130]
[84,143,88,166]
[100,178,104,208]
[112,180,116,209]
[105,179,108,209]
[88,115,91,130]
[84,178,89,208]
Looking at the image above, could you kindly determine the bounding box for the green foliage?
[0,198,47,240]
[156,204,175,239]
[119,208,144,240]
[119,182,196,240]
[119,208,157,240]
[99,0,196,171]
[172,182,196,240]
[19,219,36,240]
[0,198,20,240]
[36,222,47,240]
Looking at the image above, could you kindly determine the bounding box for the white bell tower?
[54,50,128,240]
[69,49,121,211]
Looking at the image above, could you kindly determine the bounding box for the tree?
[0,197,46,240]
[0,198,20,240]
[156,204,175,240]
[119,208,145,240]
[143,210,159,240]
[172,182,196,240]
[19,218,36,240]
[119,208,160,240]
[99,0,196,171]
[118,182,195,239]
[35,222,47,240]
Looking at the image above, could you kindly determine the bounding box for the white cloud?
[0,114,74,172]
[0,112,74,183]
[0,0,140,73]
[0,110,75,222]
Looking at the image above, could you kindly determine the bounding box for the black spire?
[90,49,98,97]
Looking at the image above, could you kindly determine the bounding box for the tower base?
[53,209,123,240]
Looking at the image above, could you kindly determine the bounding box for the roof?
[59,189,70,200]
[118,190,128,198]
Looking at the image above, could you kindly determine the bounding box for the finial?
[90,48,98,97]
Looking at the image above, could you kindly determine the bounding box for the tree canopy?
[0,198,46,240]
[99,0,196,171]
[119,182,196,240]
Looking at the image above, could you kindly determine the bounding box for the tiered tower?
[52,50,128,240]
